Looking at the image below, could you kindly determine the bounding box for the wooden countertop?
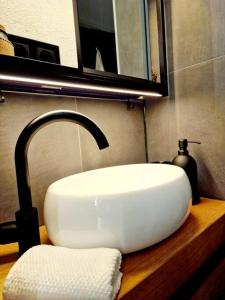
[1,198,225,300]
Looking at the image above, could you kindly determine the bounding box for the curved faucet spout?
[14,110,109,255]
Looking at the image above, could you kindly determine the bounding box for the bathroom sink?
[44,164,192,253]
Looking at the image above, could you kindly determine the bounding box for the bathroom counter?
[1,198,225,300]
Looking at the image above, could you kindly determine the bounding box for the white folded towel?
[3,245,122,300]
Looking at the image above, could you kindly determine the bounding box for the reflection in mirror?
[77,0,152,80]
[0,0,77,68]
[0,0,164,88]
[77,0,117,73]
[148,0,161,83]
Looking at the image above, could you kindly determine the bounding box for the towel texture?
[3,245,122,300]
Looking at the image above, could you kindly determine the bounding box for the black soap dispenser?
[172,139,201,205]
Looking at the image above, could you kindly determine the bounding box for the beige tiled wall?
[0,93,81,223]
[76,99,145,170]
[147,0,225,200]
[0,93,145,224]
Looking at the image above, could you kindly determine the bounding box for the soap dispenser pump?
[172,139,201,205]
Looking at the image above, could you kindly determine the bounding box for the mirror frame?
[0,0,167,99]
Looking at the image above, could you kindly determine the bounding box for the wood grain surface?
[0,198,225,300]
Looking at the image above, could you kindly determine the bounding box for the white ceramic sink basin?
[44,164,191,253]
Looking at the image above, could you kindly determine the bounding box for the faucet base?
[16,207,40,256]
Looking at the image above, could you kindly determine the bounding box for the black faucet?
[1,110,109,256]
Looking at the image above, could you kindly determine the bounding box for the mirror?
[77,0,152,80]
[0,0,167,97]
[0,0,78,68]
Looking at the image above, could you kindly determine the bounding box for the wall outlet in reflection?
[13,42,30,58]
[36,47,58,63]
[8,34,60,64]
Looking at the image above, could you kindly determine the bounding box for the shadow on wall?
[197,157,224,200]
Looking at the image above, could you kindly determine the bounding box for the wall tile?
[172,61,223,198]
[174,62,215,135]
[210,0,225,58]
[76,98,146,171]
[165,0,212,72]
[214,56,225,117]
[146,94,177,162]
[0,93,147,225]
[148,58,225,199]
[0,93,81,223]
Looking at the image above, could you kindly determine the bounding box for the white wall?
[0,0,77,67]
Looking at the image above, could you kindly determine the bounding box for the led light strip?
[0,74,162,97]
